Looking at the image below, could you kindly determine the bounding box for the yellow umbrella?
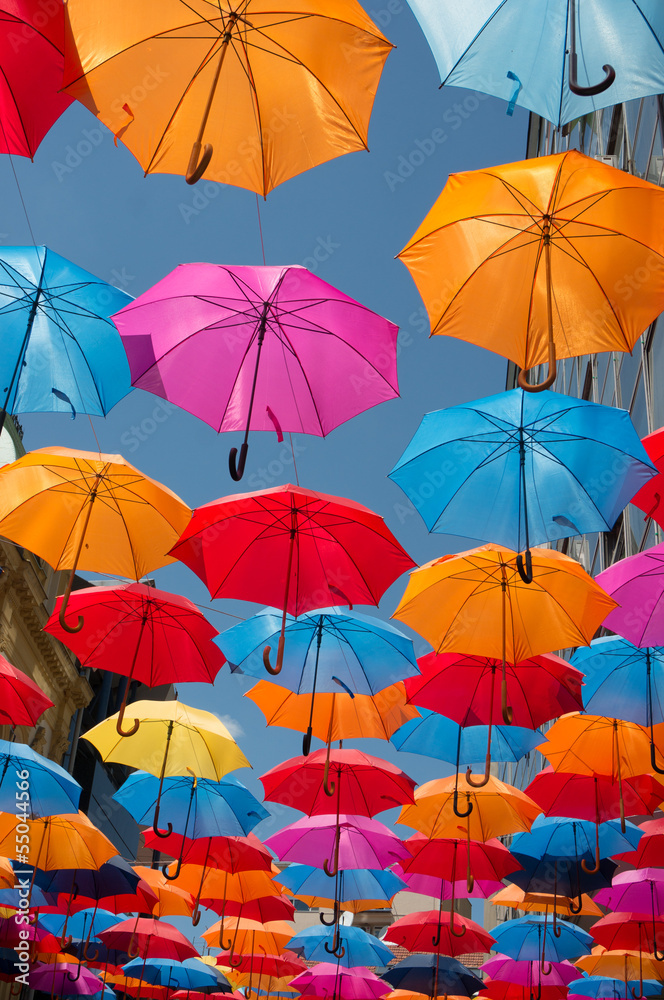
[393,543,616,731]
[62,1,393,194]
[489,884,603,917]
[0,446,190,635]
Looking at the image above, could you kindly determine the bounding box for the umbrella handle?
[466,755,491,788]
[128,934,140,959]
[66,963,82,983]
[60,932,73,949]
[191,906,202,926]
[517,359,557,393]
[568,891,583,914]
[501,675,513,726]
[323,752,335,798]
[263,635,285,675]
[449,907,466,939]
[541,960,552,976]
[58,573,84,634]
[323,853,339,877]
[651,740,664,775]
[453,787,473,818]
[83,942,98,962]
[186,141,214,184]
[531,984,542,1000]
[516,550,533,584]
[229,443,249,482]
[319,909,337,926]
[116,697,140,738]
[303,728,313,757]
[580,824,601,874]
[517,229,557,394]
[152,798,173,840]
[568,0,616,98]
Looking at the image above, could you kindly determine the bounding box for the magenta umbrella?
[596,544,664,647]
[29,962,103,995]
[594,869,664,961]
[290,963,389,1000]
[481,955,582,990]
[393,866,505,900]
[264,813,408,876]
[112,263,400,481]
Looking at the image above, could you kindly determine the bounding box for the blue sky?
[7,5,529,852]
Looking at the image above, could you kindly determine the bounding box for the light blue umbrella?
[403,1,664,127]
[122,958,230,992]
[492,914,593,965]
[568,978,661,999]
[0,739,81,816]
[276,864,407,907]
[219,606,418,753]
[0,246,132,429]
[390,708,543,766]
[389,388,655,565]
[287,923,393,968]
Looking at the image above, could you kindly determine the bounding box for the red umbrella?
[141,831,273,874]
[0,0,73,158]
[213,952,305,978]
[631,427,664,528]
[526,766,664,823]
[45,582,225,736]
[590,912,664,953]
[0,652,53,726]
[259,748,416,812]
[384,910,495,957]
[614,817,664,867]
[404,650,583,786]
[202,895,295,923]
[169,483,415,673]
[480,981,568,1000]
[97,916,199,960]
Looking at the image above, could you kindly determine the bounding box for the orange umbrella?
[539,713,664,833]
[0,447,190,646]
[489,885,602,918]
[245,680,419,744]
[575,948,664,983]
[62,1,393,193]
[0,812,116,871]
[169,865,282,926]
[393,543,616,740]
[397,149,664,389]
[201,918,293,963]
[132,865,195,918]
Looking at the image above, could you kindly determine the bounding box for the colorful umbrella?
[62,2,392,192]
[0,653,53,727]
[131,866,195,918]
[596,544,664,648]
[30,961,103,995]
[287,923,393,967]
[567,977,661,999]
[113,263,401,480]
[590,913,664,956]
[0,812,116,871]
[289,963,389,1000]
[171,483,414,673]
[614,818,664,869]
[201,918,293,958]
[489,885,603,918]
[397,150,664,389]
[45,583,226,735]
[123,957,227,992]
[0,739,81,815]
[594,869,664,956]
[403,2,664,126]
[275,864,406,912]
[388,387,654,554]
[631,427,664,528]
[481,955,581,990]
[384,910,495,957]
[525,767,664,828]
[492,915,593,965]
[379,955,483,998]
[0,247,131,436]
[0,447,190,635]
[98,917,199,961]
[390,710,543,769]
[139,832,272,875]
[259,748,416,813]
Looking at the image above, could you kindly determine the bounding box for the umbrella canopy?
[384,910,495,956]
[201,917,293,956]
[113,263,400,480]
[525,767,664,824]
[614,818,664,868]
[631,427,664,528]
[287,923,393,968]
[491,915,593,963]
[573,638,664,726]
[171,483,414,674]
[575,950,663,983]
[139,832,272,875]
[0,653,53,727]
[388,388,655,550]
[0,739,81,815]
[0,811,116,870]
[390,709,544,765]
[245,680,419,743]
[489,885,603,917]
[98,917,199,961]
[289,963,389,1000]
[0,246,131,428]
[403,2,664,127]
[41,856,158,914]
[30,962,103,995]
[62,1,392,194]
[397,150,664,390]
[397,773,541,839]
[596,544,664,647]
[567,978,661,999]
[401,833,521,882]
[594,868,664,916]
[481,956,581,989]
[259,748,416,816]
[379,954,483,998]
[590,913,664,954]
[0,2,73,156]
[395,866,504,902]
[480,984,568,1000]
[131,866,194,918]
[275,864,406,911]
[123,957,227,991]
[265,813,408,871]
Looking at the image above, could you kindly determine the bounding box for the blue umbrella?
[378,954,483,997]
[287,923,393,967]
[276,864,406,907]
[568,978,661,999]
[40,908,119,941]
[492,914,593,967]
[403,2,664,127]
[0,739,82,816]
[510,815,644,860]
[113,771,268,873]
[571,636,664,776]
[388,388,655,577]
[123,958,229,992]
[0,246,132,430]
[219,606,418,753]
[390,708,543,766]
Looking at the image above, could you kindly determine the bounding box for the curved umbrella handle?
[323,853,339,878]
[116,700,140,738]
[263,635,285,675]
[60,932,73,950]
[323,752,335,798]
[569,59,615,97]
[303,728,313,757]
[59,588,84,634]
[83,943,98,963]
[516,550,533,585]
[127,931,140,959]
[319,909,337,927]
[580,822,601,874]
[449,907,467,938]
[66,963,82,983]
[229,443,249,482]
[531,983,542,1000]
[541,960,552,976]
[152,797,173,839]
[568,890,583,914]
[651,740,664,776]
[191,907,202,927]
[224,946,243,968]
[552,906,561,938]
[466,755,491,788]
[453,787,473,818]
[518,361,557,393]
[186,141,213,185]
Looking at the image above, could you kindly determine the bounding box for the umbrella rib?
[0,64,31,154]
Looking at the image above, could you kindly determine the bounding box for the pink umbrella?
[264,813,408,876]
[112,263,400,480]
[0,1,73,158]
[290,963,389,1000]
[481,955,581,989]
[393,866,505,900]
[596,544,664,647]
[29,962,103,995]
[594,868,664,960]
